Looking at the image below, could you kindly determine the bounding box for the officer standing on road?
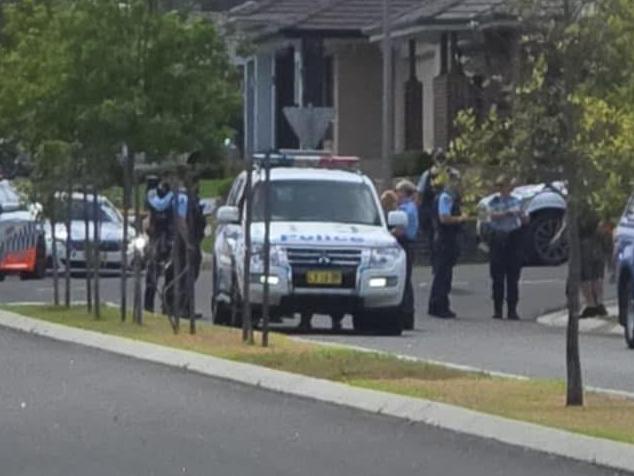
[144,175,175,313]
[487,175,526,320]
[417,153,441,251]
[393,180,419,331]
[428,169,467,319]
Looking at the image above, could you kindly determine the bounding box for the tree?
[0,0,240,321]
[448,0,634,405]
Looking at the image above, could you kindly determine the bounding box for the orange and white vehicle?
[0,180,47,280]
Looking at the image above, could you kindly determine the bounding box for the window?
[252,180,381,226]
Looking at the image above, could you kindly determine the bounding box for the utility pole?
[381,0,393,190]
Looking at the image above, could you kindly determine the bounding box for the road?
[0,327,627,476]
[3,263,632,394]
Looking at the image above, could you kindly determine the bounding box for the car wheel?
[355,310,402,336]
[211,259,231,326]
[529,210,568,265]
[623,276,634,350]
[352,314,371,333]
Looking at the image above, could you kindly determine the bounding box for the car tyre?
[618,272,634,349]
[355,310,402,336]
[528,210,568,266]
[211,259,232,326]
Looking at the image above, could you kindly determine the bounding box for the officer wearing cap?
[428,168,467,319]
[487,175,526,320]
[394,180,419,330]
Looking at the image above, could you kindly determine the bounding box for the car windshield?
[0,180,23,208]
[62,199,120,224]
[252,180,382,226]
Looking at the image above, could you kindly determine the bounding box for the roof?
[228,0,422,40]
[366,0,573,38]
[366,0,513,37]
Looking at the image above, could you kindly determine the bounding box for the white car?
[477,182,568,265]
[45,193,137,272]
[212,154,408,335]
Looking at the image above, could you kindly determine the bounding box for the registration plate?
[305,270,343,286]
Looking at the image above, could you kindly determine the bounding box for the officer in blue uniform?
[394,180,419,330]
[428,169,467,319]
[144,176,175,313]
[487,175,526,320]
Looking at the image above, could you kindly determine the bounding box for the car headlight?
[369,246,402,268]
[250,244,287,273]
[131,235,148,253]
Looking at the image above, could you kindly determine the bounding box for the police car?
[212,153,409,335]
[614,195,634,349]
[44,193,137,272]
[0,180,47,280]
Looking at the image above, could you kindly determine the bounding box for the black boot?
[492,302,503,320]
[508,303,520,321]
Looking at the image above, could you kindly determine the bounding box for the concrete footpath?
[0,309,633,474]
[538,304,622,337]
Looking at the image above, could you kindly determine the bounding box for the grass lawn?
[5,304,634,445]
[199,178,233,199]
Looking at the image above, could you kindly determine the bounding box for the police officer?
[144,175,175,313]
[417,152,442,251]
[428,169,467,319]
[394,180,419,331]
[487,175,526,320]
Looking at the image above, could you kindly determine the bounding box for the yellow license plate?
[305,270,342,286]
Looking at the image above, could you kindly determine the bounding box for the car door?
[214,173,246,295]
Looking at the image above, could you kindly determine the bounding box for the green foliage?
[392,150,433,177]
[0,0,241,196]
[447,0,634,219]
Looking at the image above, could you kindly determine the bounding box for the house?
[229,0,520,176]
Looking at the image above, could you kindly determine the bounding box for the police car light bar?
[252,151,360,169]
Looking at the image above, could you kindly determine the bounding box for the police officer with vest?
[144,174,175,313]
[394,180,419,330]
[487,175,526,320]
[428,169,468,319]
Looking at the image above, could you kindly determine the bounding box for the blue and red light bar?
[252,151,360,169]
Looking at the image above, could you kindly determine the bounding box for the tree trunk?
[50,199,60,306]
[64,182,72,308]
[120,152,131,322]
[83,184,92,313]
[565,191,584,406]
[242,159,254,344]
[92,188,101,319]
[133,166,143,325]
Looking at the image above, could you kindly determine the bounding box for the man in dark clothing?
[416,164,439,250]
[144,177,174,313]
[428,169,467,319]
[487,176,526,320]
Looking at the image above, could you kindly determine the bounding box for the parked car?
[45,193,136,272]
[0,179,47,280]
[212,152,408,335]
[477,182,568,265]
[614,195,634,349]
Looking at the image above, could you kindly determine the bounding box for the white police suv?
[212,153,409,335]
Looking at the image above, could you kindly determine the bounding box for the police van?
[212,152,409,335]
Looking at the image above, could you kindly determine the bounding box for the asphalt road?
[0,327,628,476]
[3,263,632,394]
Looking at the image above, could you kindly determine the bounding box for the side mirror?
[387,210,408,228]
[216,205,240,224]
